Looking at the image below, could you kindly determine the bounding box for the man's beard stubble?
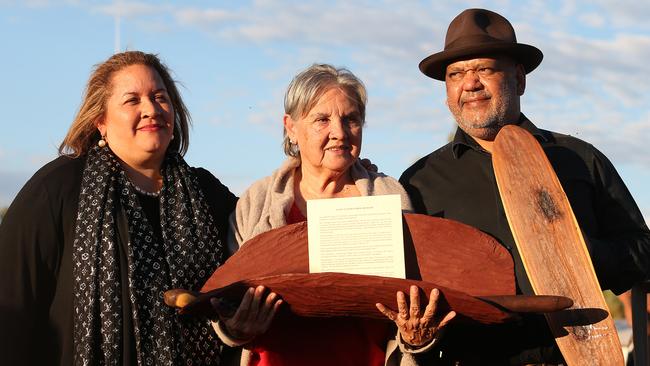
[449,81,517,141]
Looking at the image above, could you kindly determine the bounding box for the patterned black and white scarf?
[73,145,225,365]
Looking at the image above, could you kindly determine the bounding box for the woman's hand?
[376,286,456,347]
[359,158,378,173]
[211,285,283,343]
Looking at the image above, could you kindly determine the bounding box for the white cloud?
[516,20,650,167]
[54,1,650,171]
[200,2,649,167]
[593,0,650,30]
[0,0,66,8]
[544,33,650,107]
[578,12,605,28]
[175,7,234,27]
[25,0,50,8]
[92,1,166,18]
[167,1,447,57]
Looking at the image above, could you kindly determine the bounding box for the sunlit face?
[445,56,524,141]
[284,87,363,174]
[98,64,174,168]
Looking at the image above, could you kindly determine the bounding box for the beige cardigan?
[228,157,413,251]
[218,158,434,366]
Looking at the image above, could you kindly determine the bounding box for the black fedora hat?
[419,8,543,81]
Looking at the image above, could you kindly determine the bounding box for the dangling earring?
[171,134,175,141]
[289,139,300,156]
[98,134,107,148]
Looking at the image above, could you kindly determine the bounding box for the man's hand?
[376,286,456,347]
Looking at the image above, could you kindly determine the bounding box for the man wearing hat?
[400,8,650,365]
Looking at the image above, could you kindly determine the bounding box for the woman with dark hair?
[0,51,237,365]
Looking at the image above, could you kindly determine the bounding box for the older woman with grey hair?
[212,64,455,366]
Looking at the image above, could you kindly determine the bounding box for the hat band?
[445,34,516,52]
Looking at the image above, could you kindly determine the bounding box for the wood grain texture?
[169,213,575,324]
[402,214,514,296]
[478,295,573,314]
[492,124,624,366]
[192,273,511,323]
[190,214,519,323]
[202,214,515,296]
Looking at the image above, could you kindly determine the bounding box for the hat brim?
[419,42,543,81]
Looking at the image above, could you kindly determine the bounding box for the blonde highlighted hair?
[282,64,367,157]
[58,51,191,157]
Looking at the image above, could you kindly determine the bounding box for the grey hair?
[282,64,367,157]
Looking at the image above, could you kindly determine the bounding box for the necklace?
[127,178,163,197]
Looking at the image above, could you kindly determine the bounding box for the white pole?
[114,0,121,53]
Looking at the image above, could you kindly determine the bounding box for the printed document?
[307,194,405,278]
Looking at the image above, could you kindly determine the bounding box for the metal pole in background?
[632,281,649,365]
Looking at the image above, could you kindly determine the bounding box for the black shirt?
[0,155,238,365]
[400,115,650,364]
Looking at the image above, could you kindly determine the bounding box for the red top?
[286,202,307,225]
[249,202,391,366]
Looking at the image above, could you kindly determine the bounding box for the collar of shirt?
[451,114,550,159]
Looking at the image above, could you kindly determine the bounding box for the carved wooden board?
[195,273,511,323]
[492,124,624,366]
[194,214,518,323]
[166,212,572,324]
[202,214,515,296]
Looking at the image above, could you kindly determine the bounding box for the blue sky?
[0,0,648,222]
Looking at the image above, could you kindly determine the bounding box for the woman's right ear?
[95,118,109,148]
[95,118,106,137]
[283,114,296,141]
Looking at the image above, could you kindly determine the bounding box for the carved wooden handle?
[480,295,573,313]
[164,289,199,309]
